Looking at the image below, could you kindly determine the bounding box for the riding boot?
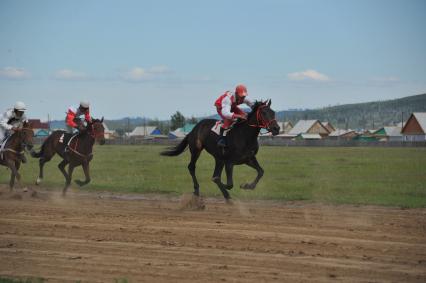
[217,127,227,147]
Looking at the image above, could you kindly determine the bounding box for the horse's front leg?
[75,161,91,187]
[240,157,264,190]
[6,159,20,191]
[6,160,19,191]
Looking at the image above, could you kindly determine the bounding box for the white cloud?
[0,67,31,80]
[370,76,400,83]
[54,69,90,80]
[120,66,171,82]
[288,69,330,82]
[149,65,170,74]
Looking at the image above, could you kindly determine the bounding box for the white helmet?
[14,101,26,111]
[80,101,90,108]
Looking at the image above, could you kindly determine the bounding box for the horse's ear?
[101,117,104,123]
[268,99,272,107]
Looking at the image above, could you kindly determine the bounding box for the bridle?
[248,105,276,130]
[19,127,34,148]
[67,123,103,160]
[88,123,105,140]
[1,127,33,157]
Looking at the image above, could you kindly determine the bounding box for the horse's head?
[247,100,280,136]
[14,121,34,151]
[88,117,106,145]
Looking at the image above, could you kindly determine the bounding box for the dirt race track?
[0,187,425,283]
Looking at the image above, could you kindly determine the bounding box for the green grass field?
[1,145,425,207]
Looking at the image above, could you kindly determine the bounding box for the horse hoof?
[75,180,86,187]
[36,178,42,185]
[225,184,233,190]
[240,183,255,190]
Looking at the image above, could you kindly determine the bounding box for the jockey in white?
[0,101,28,142]
[0,101,29,162]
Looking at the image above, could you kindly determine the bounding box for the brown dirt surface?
[0,186,425,283]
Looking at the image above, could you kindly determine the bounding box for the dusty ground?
[0,187,425,283]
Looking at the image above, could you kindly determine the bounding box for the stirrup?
[217,138,227,147]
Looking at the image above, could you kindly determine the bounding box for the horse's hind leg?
[241,157,264,190]
[58,159,69,193]
[211,158,231,201]
[62,161,77,196]
[36,157,49,185]
[224,162,234,190]
[36,150,54,185]
[75,162,90,187]
[188,149,201,196]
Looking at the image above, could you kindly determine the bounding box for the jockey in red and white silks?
[65,101,92,133]
[214,84,254,147]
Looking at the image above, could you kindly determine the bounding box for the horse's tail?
[160,135,189,156]
[31,137,47,158]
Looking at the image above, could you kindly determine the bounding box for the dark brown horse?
[31,118,105,195]
[161,100,280,203]
[0,121,34,190]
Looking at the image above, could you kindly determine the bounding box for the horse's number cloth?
[59,133,78,147]
[211,121,231,136]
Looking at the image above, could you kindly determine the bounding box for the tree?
[170,111,185,130]
[187,116,198,124]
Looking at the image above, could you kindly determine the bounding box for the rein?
[89,123,104,139]
[1,148,24,155]
[67,135,93,161]
[247,105,276,130]
[66,123,103,160]
[0,128,32,159]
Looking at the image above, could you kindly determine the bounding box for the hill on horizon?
[276,93,426,130]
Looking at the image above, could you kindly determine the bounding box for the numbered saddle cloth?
[211,121,232,136]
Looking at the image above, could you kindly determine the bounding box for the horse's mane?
[231,100,267,129]
[247,100,267,120]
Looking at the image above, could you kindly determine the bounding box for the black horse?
[161,100,280,203]
[0,122,34,190]
[31,118,106,195]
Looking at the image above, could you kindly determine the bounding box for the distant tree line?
[107,111,199,136]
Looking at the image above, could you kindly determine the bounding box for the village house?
[28,119,50,137]
[286,120,330,139]
[328,129,358,140]
[321,122,336,133]
[401,112,426,142]
[373,126,402,142]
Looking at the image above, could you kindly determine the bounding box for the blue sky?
[1,0,425,120]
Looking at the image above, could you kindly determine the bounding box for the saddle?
[211,121,232,136]
[59,132,78,149]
